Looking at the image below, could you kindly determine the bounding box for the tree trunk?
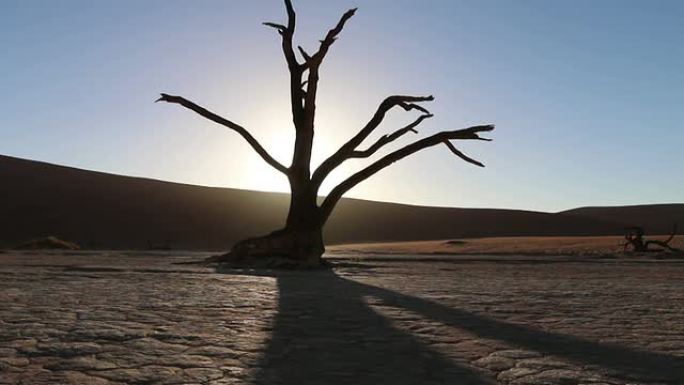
[219,178,325,268]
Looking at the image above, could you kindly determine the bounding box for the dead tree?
[157,0,494,267]
[624,224,680,253]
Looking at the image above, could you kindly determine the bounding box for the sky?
[1,0,683,212]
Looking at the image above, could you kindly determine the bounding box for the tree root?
[206,229,328,270]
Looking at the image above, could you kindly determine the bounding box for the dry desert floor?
[1,248,684,384]
[328,235,684,256]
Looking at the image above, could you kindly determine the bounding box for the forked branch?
[264,3,357,131]
[320,124,494,222]
[352,95,435,146]
[311,95,434,188]
[156,94,289,175]
[300,7,357,129]
[350,114,433,159]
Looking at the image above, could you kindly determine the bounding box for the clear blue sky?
[2,0,682,212]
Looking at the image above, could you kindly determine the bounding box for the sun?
[240,101,350,194]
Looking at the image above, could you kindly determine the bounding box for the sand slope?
[1,154,681,250]
[563,205,682,234]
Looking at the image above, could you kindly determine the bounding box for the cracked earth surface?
[1,252,683,384]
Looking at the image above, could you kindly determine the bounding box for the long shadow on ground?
[230,268,684,384]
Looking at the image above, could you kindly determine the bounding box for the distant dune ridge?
[1,154,682,250]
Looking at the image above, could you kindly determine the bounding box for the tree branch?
[262,22,287,34]
[310,8,357,65]
[350,114,432,159]
[284,0,296,31]
[156,93,289,175]
[265,0,305,125]
[443,141,485,167]
[319,124,494,223]
[311,95,434,189]
[263,1,299,70]
[298,7,358,142]
[297,45,312,63]
[398,102,431,115]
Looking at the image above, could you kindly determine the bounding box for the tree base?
[208,228,327,270]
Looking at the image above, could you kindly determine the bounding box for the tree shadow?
[356,276,684,383]
[230,268,684,384]
[245,268,493,385]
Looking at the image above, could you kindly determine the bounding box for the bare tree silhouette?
[157,0,494,267]
[624,224,681,253]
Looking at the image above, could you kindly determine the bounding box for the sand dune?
[563,205,682,235]
[1,154,682,250]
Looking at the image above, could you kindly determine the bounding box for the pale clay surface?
[1,251,683,384]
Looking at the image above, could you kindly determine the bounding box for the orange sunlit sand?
[329,236,684,257]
